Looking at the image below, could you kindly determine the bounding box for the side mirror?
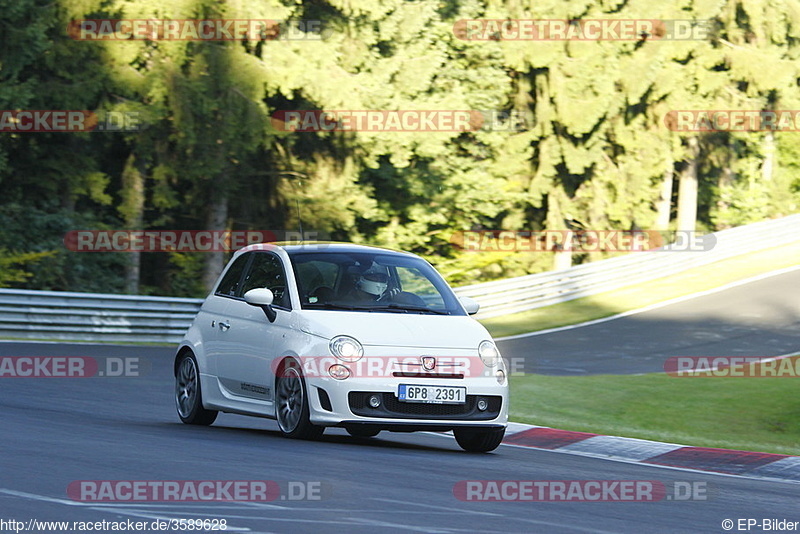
[459,296,480,315]
[244,288,277,322]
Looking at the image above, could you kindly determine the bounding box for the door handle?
[219,321,231,331]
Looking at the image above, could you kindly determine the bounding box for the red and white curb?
[502,423,800,482]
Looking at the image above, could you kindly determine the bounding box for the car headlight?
[479,340,500,367]
[329,335,364,362]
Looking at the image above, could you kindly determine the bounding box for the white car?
[174,243,509,452]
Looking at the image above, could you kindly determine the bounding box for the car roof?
[238,241,418,258]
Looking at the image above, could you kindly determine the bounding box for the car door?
[216,251,292,405]
[202,252,253,378]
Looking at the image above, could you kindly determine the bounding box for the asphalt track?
[498,267,800,375]
[1,341,798,533]
[1,269,799,533]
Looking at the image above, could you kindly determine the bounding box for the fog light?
[496,369,506,385]
[368,394,381,408]
[328,364,350,380]
[477,398,488,411]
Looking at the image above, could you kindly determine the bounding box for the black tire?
[454,427,505,453]
[275,360,324,440]
[175,353,218,426]
[346,427,381,438]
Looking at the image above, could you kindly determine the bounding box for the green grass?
[510,365,800,455]
[489,242,800,454]
[480,242,800,338]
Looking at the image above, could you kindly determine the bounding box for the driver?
[347,264,393,302]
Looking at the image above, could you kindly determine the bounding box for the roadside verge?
[502,423,800,483]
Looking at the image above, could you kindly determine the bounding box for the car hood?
[296,310,491,349]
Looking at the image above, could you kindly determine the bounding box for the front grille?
[392,372,464,379]
[348,392,502,420]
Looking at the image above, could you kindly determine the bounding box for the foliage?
[0,249,56,285]
[1,0,798,295]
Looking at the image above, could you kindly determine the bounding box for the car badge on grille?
[421,356,436,371]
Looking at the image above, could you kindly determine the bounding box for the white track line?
[496,264,800,341]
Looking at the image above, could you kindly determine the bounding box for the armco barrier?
[455,214,800,318]
[0,215,798,342]
[0,290,203,343]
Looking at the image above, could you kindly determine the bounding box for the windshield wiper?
[369,304,450,315]
[304,302,376,311]
[304,302,450,315]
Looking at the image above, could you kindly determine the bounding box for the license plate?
[397,385,466,404]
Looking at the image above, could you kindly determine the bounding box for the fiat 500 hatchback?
[174,243,509,452]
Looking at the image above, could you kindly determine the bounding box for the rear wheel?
[175,353,218,426]
[454,427,505,452]
[276,360,324,440]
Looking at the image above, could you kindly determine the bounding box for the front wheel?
[275,360,324,440]
[175,353,218,426]
[454,427,505,453]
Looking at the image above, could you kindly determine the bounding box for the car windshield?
[288,250,465,315]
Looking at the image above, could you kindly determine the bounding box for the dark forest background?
[1,0,798,296]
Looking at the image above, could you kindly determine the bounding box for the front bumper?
[305,377,508,430]
[348,391,502,420]
[295,343,509,430]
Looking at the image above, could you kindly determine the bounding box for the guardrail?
[0,214,798,342]
[455,214,800,318]
[0,290,203,343]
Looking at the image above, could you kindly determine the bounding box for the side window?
[239,253,291,309]
[295,260,340,299]
[214,253,251,297]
